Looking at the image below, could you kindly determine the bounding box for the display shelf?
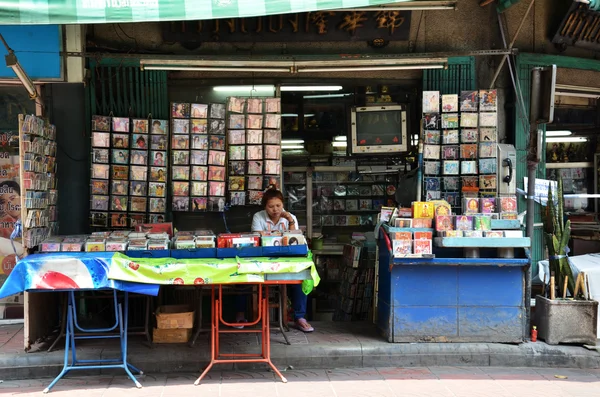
[546,162,593,169]
[19,114,58,249]
[313,181,384,185]
[313,249,344,256]
[433,237,531,248]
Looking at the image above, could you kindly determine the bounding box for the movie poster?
[0,129,22,306]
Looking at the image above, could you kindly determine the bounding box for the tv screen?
[351,106,408,155]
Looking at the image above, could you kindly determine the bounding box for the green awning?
[0,0,414,25]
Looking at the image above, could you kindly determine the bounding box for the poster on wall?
[0,129,23,312]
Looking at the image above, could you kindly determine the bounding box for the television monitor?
[350,105,408,155]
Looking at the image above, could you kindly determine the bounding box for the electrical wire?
[57,141,88,162]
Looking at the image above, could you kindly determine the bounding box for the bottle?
[531,326,538,342]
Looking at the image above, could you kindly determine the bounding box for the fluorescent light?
[282,140,304,144]
[555,91,600,99]
[339,5,455,11]
[297,64,445,73]
[334,1,457,11]
[332,142,347,147]
[1,34,38,99]
[282,145,305,149]
[281,114,315,117]
[144,66,290,73]
[334,136,347,141]
[213,85,275,92]
[546,137,588,143]
[304,93,353,99]
[546,130,572,137]
[280,85,342,91]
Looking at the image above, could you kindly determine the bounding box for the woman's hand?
[281,211,293,222]
[282,211,297,230]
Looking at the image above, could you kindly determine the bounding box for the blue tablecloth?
[0,252,160,299]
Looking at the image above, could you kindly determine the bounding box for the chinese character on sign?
[375,11,405,34]
[338,12,368,34]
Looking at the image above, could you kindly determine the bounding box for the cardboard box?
[153,328,192,344]
[155,305,195,329]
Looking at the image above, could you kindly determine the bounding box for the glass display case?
[312,166,398,237]
[546,162,592,212]
[283,168,311,236]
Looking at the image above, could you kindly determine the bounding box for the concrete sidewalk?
[1,367,600,397]
[1,322,599,381]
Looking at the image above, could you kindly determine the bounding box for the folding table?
[195,271,309,385]
[0,252,160,393]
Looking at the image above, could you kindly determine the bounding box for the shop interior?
[544,86,600,257]
[162,79,420,324]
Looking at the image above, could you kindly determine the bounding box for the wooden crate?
[152,328,192,344]
[155,305,195,329]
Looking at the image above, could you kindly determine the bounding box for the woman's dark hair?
[261,188,284,208]
[136,136,146,144]
[0,181,20,195]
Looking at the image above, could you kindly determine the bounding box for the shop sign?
[163,11,411,44]
[0,130,20,289]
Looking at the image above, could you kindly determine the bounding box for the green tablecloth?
[108,253,319,294]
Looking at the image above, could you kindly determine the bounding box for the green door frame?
[515,52,600,275]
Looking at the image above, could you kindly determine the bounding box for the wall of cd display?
[90,115,169,228]
[169,97,282,213]
[421,90,498,210]
[226,96,282,207]
[170,102,226,212]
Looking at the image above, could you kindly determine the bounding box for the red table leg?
[195,284,288,385]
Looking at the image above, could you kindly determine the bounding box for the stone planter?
[535,295,598,345]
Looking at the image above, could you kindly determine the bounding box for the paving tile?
[162,383,220,396]
[330,380,396,397]
[376,367,436,379]
[326,367,384,380]
[220,381,279,397]
[441,379,515,397]
[386,379,454,397]
[533,367,598,378]
[479,366,545,380]
[428,366,491,380]
[276,381,335,397]
[220,369,277,382]
[279,369,330,381]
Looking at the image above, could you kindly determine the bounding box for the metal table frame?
[43,290,142,393]
[194,281,302,385]
[48,292,152,352]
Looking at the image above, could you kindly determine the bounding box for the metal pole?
[489,0,536,89]
[526,68,541,239]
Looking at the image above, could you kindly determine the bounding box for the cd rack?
[18,114,59,249]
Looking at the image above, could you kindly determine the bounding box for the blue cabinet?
[377,240,529,343]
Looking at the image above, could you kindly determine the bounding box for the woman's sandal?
[232,319,247,329]
[295,318,314,333]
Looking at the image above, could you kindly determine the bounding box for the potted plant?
[535,178,598,345]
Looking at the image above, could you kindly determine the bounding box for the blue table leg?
[43,290,143,393]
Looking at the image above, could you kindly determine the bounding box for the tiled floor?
[1,367,599,396]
